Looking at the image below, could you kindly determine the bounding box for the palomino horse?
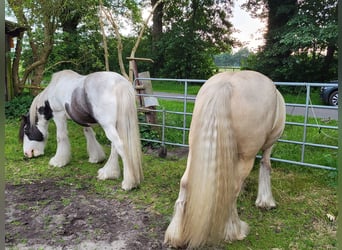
[19,70,143,190]
[164,71,286,248]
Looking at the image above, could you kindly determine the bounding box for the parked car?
[320,82,338,106]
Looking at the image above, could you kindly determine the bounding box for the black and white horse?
[19,70,143,190]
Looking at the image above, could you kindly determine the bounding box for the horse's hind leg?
[99,125,134,190]
[164,160,190,247]
[97,144,120,180]
[255,146,276,209]
[83,127,106,163]
[224,157,254,242]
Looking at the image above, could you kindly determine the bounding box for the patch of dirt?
[145,147,189,160]
[5,180,169,250]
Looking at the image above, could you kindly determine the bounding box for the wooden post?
[138,71,158,125]
[126,57,158,126]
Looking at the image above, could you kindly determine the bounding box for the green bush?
[5,94,34,120]
[138,112,160,149]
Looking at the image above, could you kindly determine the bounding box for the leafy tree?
[47,0,144,76]
[279,0,338,81]
[7,0,66,95]
[214,48,250,67]
[7,0,150,92]
[46,1,105,75]
[243,0,338,83]
[242,0,297,81]
[152,0,235,79]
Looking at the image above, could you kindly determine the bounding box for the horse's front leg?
[83,127,106,163]
[49,112,71,167]
[255,146,276,209]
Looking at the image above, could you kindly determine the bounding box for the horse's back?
[83,71,134,104]
[202,71,275,104]
[204,70,280,115]
[49,70,83,88]
[84,71,129,90]
[199,70,285,155]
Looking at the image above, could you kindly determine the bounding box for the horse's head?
[19,100,53,158]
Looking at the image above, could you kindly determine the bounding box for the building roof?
[5,20,27,37]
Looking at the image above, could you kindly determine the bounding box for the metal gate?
[135,77,338,171]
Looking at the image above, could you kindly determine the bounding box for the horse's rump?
[165,70,285,248]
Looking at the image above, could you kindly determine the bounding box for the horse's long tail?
[116,82,143,189]
[165,79,238,248]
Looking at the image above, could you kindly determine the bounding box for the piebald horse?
[19,70,143,190]
[164,70,286,248]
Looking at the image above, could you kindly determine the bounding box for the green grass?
[4,79,337,248]
[151,80,202,95]
[4,118,337,249]
[150,76,325,105]
[142,98,338,171]
[280,115,338,168]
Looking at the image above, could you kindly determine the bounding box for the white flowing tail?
[165,80,238,248]
[115,82,143,189]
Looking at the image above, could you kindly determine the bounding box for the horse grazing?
[164,70,286,248]
[19,70,143,191]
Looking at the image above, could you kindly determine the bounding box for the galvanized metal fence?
[135,78,338,171]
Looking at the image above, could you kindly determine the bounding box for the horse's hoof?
[255,199,276,209]
[224,220,250,242]
[89,158,101,163]
[97,168,120,180]
[49,157,68,167]
[88,155,106,163]
[121,181,138,191]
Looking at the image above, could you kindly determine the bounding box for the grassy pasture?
[151,79,324,105]
[5,78,337,249]
[151,98,338,170]
[5,110,337,249]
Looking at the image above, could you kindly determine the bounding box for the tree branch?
[101,0,163,82]
[99,0,110,71]
[128,0,163,81]
[101,7,129,79]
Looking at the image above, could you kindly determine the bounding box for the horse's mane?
[29,92,45,126]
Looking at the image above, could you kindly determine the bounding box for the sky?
[6,0,266,53]
[230,0,266,52]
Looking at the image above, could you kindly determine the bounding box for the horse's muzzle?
[24,149,43,158]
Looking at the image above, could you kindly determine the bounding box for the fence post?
[182,80,188,145]
[301,83,310,163]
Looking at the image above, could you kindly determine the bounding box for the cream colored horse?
[164,70,286,248]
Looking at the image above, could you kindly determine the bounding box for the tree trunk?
[99,1,109,71]
[265,0,297,48]
[151,0,163,43]
[8,0,58,96]
[31,65,45,96]
[324,45,336,70]
[12,32,24,96]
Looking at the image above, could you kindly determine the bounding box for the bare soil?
[5,180,170,250]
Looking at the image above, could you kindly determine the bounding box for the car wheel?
[328,90,338,106]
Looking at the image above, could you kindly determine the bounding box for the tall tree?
[243,0,297,81]
[154,0,235,79]
[7,0,65,95]
[243,0,338,82]
[280,0,338,81]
